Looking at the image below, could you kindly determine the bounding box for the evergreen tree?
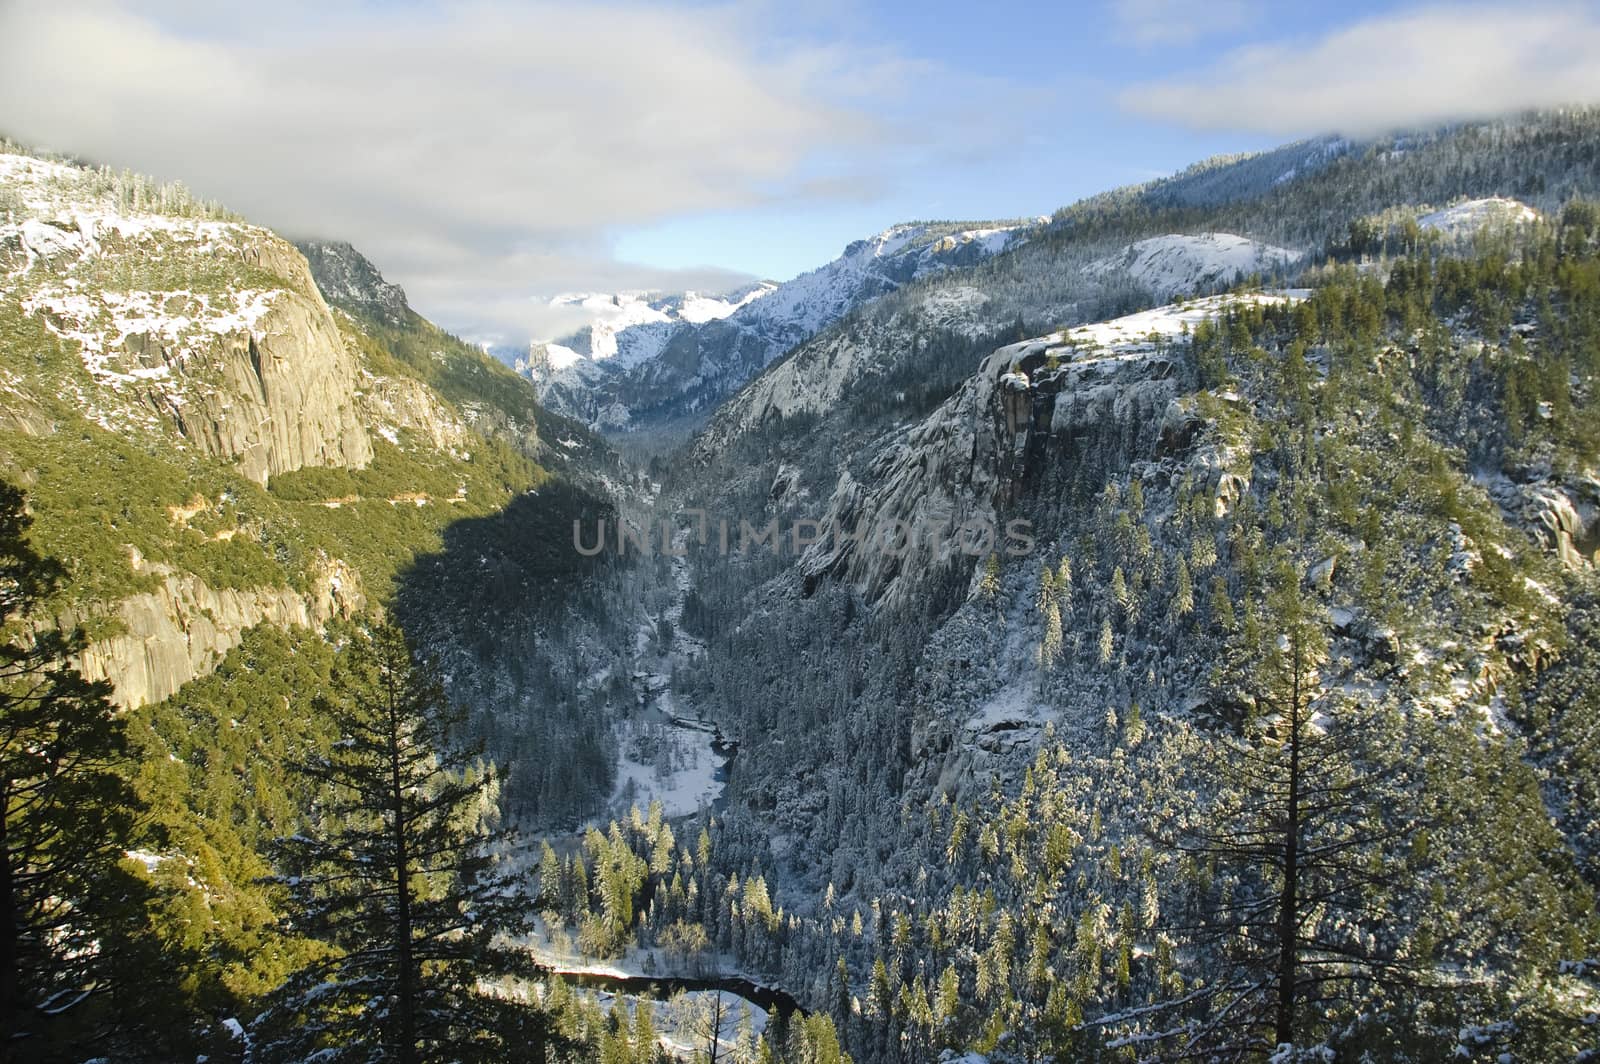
[0,480,145,1058]
[255,623,551,1062]
[1144,559,1430,1057]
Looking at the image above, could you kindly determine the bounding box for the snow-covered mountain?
[524,219,1036,439]
[1084,232,1302,300]
[529,283,777,372]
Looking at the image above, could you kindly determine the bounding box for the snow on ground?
[920,284,992,332]
[21,285,281,384]
[955,226,1022,256]
[1085,233,1302,300]
[0,152,78,186]
[969,680,1044,732]
[678,284,776,324]
[520,921,769,1058]
[1417,196,1538,237]
[1052,290,1308,361]
[540,342,584,371]
[607,711,726,820]
[655,995,766,1060]
[744,220,1031,340]
[606,537,725,820]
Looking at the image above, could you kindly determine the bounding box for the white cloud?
[0,0,1008,344]
[1120,3,1600,136]
[1109,0,1261,47]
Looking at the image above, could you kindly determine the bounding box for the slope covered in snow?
[1416,196,1539,237]
[525,219,1036,439]
[728,222,1028,343]
[1084,233,1302,300]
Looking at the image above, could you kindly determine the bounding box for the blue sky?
[6,0,1600,342]
[614,0,1406,279]
[611,0,1388,278]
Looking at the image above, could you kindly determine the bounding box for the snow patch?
[1085,233,1302,300]
[1417,197,1539,237]
[1054,291,1308,360]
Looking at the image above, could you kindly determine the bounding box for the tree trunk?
[387,673,419,1064]
[0,783,19,1043]
[1274,638,1303,1050]
[707,989,723,1064]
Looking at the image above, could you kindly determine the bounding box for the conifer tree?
[1145,559,1429,1057]
[256,623,552,1062]
[0,480,145,1057]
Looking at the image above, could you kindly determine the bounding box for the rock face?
[1084,233,1302,300]
[153,282,374,484]
[66,555,365,709]
[798,341,1025,609]
[799,294,1294,612]
[1481,474,1600,569]
[295,239,410,327]
[360,372,472,453]
[2,153,375,485]
[691,283,997,462]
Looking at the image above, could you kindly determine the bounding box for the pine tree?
[256,623,551,1062]
[978,553,1001,604]
[1141,559,1430,1057]
[0,480,145,1057]
[1171,556,1195,621]
[1037,568,1063,669]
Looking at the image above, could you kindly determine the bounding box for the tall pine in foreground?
[0,480,145,1060]
[255,623,552,1063]
[1148,559,1430,1058]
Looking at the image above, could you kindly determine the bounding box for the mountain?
[7,106,1600,1063]
[0,143,626,700]
[526,283,777,371]
[637,108,1600,1061]
[0,144,641,1041]
[526,219,1036,443]
[295,238,410,326]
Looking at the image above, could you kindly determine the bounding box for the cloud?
[1120,3,1600,136]
[1109,0,1261,47]
[0,0,1009,344]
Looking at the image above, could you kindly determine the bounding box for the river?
[555,967,804,1018]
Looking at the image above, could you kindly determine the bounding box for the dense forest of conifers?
[2,121,1599,1062]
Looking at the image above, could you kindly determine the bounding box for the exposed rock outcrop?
[799,294,1299,611]
[138,284,375,484]
[360,372,472,454]
[1480,473,1600,569]
[67,554,365,709]
[2,155,376,486]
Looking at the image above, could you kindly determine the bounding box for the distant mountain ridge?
[531,283,778,371]
[523,218,1037,441]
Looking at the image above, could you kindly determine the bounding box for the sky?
[4,0,1600,346]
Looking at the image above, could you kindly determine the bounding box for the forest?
[1,113,1599,1062]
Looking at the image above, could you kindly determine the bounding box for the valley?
[2,99,1599,1064]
